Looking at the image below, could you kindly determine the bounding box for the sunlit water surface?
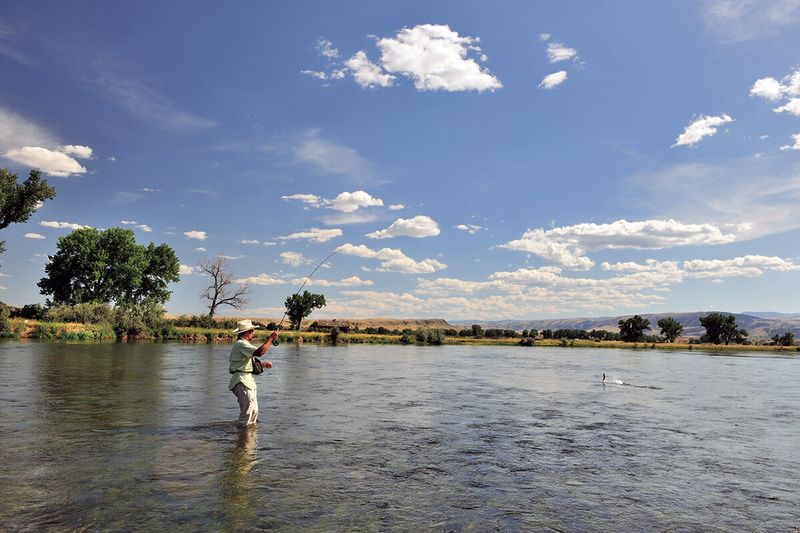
[0,341,798,531]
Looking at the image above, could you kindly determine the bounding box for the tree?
[471,324,484,337]
[284,290,326,330]
[657,317,684,343]
[618,315,651,342]
[699,313,748,345]
[771,332,795,346]
[0,168,57,257]
[199,256,251,318]
[38,227,179,306]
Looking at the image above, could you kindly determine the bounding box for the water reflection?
[221,427,259,530]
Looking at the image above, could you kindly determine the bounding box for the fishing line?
[271,250,339,346]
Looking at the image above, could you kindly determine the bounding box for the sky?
[1,0,800,320]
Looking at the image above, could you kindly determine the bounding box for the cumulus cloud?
[303,275,374,287]
[61,145,93,158]
[683,255,800,278]
[3,146,88,177]
[346,51,396,88]
[280,251,314,267]
[120,220,151,232]
[184,230,207,240]
[234,273,287,286]
[539,33,551,41]
[456,224,482,234]
[539,71,568,90]
[366,215,440,239]
[179,264,195,275]
[283,190,384,214]
[278,228,343,243]
[750,77,784,100]
[335,243,447,273]
[375,24,502,92]
[388,204,405,210]
[24,233,45,239]
[40,220,88,230]
[774,98,800,117]
[281,193,321,207]
[672,114,733,147]
[501,219,737,270]
[546,42,577,63]
[780,133,800,151]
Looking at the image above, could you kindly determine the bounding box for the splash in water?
[603,372,660,389]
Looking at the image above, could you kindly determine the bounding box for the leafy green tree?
[618,315,651,342]
[0,168,57,257]
[38,227,179,306]
[471,324,484,337]
[284,290,326,330]
[771,332,795,346]
[657,317,684,343]
[699,313,748,345]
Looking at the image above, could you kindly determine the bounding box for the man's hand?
[269,331,279,343]
[264,361,273,369]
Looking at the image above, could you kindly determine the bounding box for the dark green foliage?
[112,302,167,339]
[0,168,57,257]
[519,337,534,346]
[771,332,795,346]
[589,329,619,341]
[470,324,484,337]
[38,227,179,306]
[699,313,748,345]
[618,315,651,342]
[10,303,46,320]
[328,326,340,344]
[657,317,684,343]
[413,328,444,345]
[44,303,114,324]
[0,301,10,332]
[284,291,326,330]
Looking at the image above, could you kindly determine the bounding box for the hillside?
[452,312,800,340]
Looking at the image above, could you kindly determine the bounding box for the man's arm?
[252,331,279,357]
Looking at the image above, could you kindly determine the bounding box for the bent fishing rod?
[271,250,338,346]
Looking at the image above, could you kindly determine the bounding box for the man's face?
[243,330,254,341]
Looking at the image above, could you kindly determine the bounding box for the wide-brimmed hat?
[232,319,260,334]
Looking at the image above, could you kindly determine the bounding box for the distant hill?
[741,311,800,319]
[452,312,800,339]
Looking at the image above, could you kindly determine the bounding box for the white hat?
[232,319,260,334]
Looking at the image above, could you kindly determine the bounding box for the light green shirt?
[228,338,258,391]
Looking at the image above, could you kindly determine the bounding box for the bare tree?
[199,256,250,318]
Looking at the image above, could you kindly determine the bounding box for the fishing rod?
[271,250,338,346]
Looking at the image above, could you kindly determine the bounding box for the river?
[0,341,797,530]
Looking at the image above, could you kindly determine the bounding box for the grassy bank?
[4,319,798,353]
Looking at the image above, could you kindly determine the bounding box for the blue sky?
[1,1,800,319]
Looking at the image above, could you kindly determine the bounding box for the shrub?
[328,326,340,344]
[10,303,46,320]
[0,301,10,333]
[112,302,167,339]
[45,303,114,324]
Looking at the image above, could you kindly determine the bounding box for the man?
[229,319,279,427]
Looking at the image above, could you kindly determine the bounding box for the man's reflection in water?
[221,426,258,530]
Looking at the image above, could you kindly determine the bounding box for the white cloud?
[456,224,482,234]
[539,33,551,41]
[24,233,45,239]
[263,241,277,247]
[366,215,440,239]
[60,145,93,159]
[220,254,245,260]
[335,243,447,273]
[0,105,57,150]
[4,146,88,176]
[237,239,260,245]
[774,98,800,116]
[40,220,88,230]
[195,247,207,252]
[294,130,375,184]
[546,42,577,63]
[317,38,340,59]
[278,227,343,243]
[184,230,207,240]
[121,220,151,232]
[683,255,800,278]
[672,114,733,147]
[319,212,378,226]
[702,0,800,43]
[388,204,405,210]
[303,275,374,287]
[375,24,502,92]
[281,193,322,207]
[501,219,737,270]
[346,51,396,88]
[327,190,383,212]
[301,70,328,80]
[750,77,784,100]
[234,273,286,286]
[780,133,800,151]
[179,264,195,275]
[539,71,568,90]
[280,251,314,267]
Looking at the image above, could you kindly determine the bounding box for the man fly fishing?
[229,319,278,427]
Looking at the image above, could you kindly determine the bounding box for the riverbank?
[4,318,799,353]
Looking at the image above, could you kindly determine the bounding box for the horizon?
[2,2,800,320]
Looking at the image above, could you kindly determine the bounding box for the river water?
[0,341,797,531]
